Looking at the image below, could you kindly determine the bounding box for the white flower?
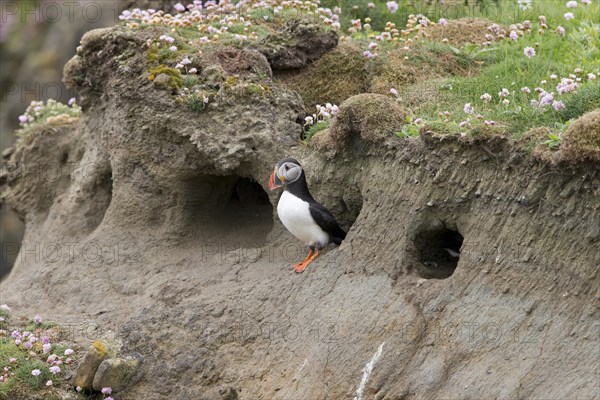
[588,73,597,80]
[46,380,53,386]
[518,0,533,10]
[390,88,398,96]
[188,68,197,74]
[502,99,510,106]
[169,46,178,52]
[566,1,577,8]
[479,93,492,103]
[564,12,574,20]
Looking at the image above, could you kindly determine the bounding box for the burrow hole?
[414,225,463,279]
[182,175,273,245]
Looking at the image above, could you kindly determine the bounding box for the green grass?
[303,121,330,141]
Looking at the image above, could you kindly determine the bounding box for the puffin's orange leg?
[293,249,321,273]
[291,249,313,272]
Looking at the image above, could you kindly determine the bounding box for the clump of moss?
[244,83,271,97]
[148,65,183,89]
[223,75,240,90]
[276,41,368,111]
[561,108,600,161]
[323,93,407,149]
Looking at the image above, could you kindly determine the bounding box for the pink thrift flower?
[439,18,447,26]
[49,366,60,374]
[564,12,574,20]
[174,3,185,12]
[510,31,518,41]
[102,387,113,395]
[463,103,474,114]
[31,369,41,376]
[64,349,74,356]
[566,1,577,7]
[386,1,399,13]
[552,100,565,111]
[169,46,178,52]
[556,26,566,36]
[34,316,42,324]
[524,47,536,58]
[43,344,52,354]
[46,380,53,386]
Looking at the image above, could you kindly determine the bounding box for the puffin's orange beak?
[269,170,278,191]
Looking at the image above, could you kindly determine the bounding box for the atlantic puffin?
[268,158,346,273]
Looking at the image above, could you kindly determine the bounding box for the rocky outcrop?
[0,22,598,400]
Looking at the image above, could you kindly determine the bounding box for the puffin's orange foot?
[292,262,308,273]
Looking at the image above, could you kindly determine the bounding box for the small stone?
[502,287,510,293]
[426,201,434,207]
[72,335,122,390]
[2,147,14,159]
[92,353,143,393]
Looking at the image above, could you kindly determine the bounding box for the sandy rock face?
[1,24,599,400]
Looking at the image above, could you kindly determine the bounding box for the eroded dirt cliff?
[1,22,599,400]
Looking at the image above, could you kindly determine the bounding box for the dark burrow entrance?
[413,225,463,279]
[182,175,273,245]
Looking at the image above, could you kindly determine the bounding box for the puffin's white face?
[269,159,303,190]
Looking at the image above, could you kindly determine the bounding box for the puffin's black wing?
[308,202,347,245]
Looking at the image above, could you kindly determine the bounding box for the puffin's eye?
[284,164,290,171]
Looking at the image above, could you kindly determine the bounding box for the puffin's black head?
[269,158,303,191]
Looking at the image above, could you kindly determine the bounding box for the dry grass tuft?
[422,18,499,46]
[561,108,600,161]
[314,93,407,151]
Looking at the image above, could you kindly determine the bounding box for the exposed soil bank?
[1,25,599,400]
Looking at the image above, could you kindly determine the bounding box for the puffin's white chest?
[277,191,329,247]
